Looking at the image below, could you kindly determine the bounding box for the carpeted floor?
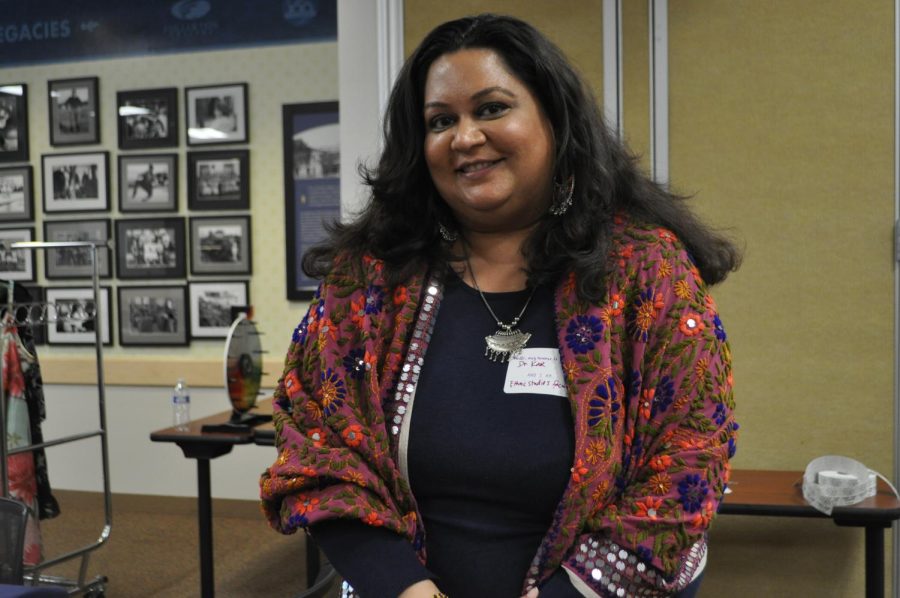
[30,490,311,597]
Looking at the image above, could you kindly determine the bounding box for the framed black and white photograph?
[0,84,29,163]
[185,83,248,145]
[46,286,111,346]
[115,217,186,280]
[48,76,100,146]
[189,215,251,275]
[0,165,33,222]
[116,87,178,150]
[0,227,34,282]
[118,153,178,212]
[118,285,188,346]
[187,149,248,210]
[43,219,111,279]
[189,280,248,339]
[20,284,46,346]
[41,151,109,213]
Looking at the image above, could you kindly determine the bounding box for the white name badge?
[503,348,568,397]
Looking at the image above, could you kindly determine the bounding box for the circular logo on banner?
[283,0,317,26]
[171,0,212,20]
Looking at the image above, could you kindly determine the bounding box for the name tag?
[503,348,568,397]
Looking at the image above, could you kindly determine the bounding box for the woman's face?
[423,48,555,234]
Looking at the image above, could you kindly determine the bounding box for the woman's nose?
[450,117,486,151]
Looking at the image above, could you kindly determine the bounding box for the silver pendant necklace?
[465,256,537,363]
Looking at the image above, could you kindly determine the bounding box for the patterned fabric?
[260,218,737,596]
[2,315,43,566]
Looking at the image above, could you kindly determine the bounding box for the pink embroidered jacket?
[260,219,736,597]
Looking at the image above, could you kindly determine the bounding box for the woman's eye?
[479,102,508,118]
[428,115,454,131]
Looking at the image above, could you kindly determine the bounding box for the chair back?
[296,561,340,598]
[0,497,27,584]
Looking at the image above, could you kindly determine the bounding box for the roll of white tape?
[802,456,876,515]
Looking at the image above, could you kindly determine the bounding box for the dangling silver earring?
[549,176,575,216]
[438,223,458,242]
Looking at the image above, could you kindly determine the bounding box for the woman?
[261,14,740,598]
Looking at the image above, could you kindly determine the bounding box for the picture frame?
[189,215,251,275]
[117,285,189,346]
[115,217,186,280]
[118,153,178,212]
[185,82,248,145]
[41,151,110,213]
[116,87,179,150]
[0,165,33,222]
[45,286,112,346]
[189,280,249,339]
[0,84,29,163]
[48,76,100,146]
[282,101,340,300]
[187,149,249,210]
[0,227,34,281]
[43,218,112,279]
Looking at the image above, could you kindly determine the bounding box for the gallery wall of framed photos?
[0,41,337,384]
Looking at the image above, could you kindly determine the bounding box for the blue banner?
[0,0,336,66]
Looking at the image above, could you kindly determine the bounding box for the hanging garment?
[2,314,43,565]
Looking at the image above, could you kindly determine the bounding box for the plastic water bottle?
[173,378,191,431]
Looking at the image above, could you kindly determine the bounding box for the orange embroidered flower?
[571,459,589,483]
[341,424,364,447]
[674,280,693,300]
[393,285,408,306]
[585,439,607,465]
[307,428,325,448]
[648,472,672,494]
[304,401,323,420]
[562,271,577,296]
[657,228,677,244]
[363,511,384,526]
[727,371,734,388]
[658,259,673,278]
[350,297,367,329]
[691,500,715,528]
[316,317,338,348]
[694,358,709,378]
[297,495,320,514]
[617,244,634,268]
[648,454,673,472]
[563,361,579,383]
[623,431,633,448]
[301,466,317,477]
[635,496,664,520]
[704,294,718,314]
[343,470,365,486]
[607,293,625,317]
[678,313,705,336]
[640,389,654,419]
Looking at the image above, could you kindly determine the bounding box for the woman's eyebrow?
[424,86,517,111]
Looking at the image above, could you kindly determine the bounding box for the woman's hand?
[521,588,539,598]
[398,579,448,598]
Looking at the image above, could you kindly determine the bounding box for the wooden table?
[150,405,266,598]
[719,469,900,598]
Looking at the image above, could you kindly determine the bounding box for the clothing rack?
[0,240,110,597]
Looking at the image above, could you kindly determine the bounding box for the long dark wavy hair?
[303,13,741,300]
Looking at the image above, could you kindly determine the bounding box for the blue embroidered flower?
[629,288,662,343]
[635,546,654,564]
[588,379,620,428]
[565,314,603,354]
[627,370,642,399]
[678,474,708,513]
[713,314,727,341]
[275,394,292,412]
[364,285,384,315]
[652,376,675,416]
[318,368,347,417]
[713,403,727,426]
[315,298,325,318]
[728,436,737,458]
[342,348,367,380]
[292,316,309,345]
[288,512,309,528]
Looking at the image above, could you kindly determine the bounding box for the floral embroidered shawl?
[260,218,736,596]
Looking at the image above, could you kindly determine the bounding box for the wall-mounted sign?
[0,0,336,67]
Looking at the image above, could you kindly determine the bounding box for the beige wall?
[4,42,337,388]
[406,2,895,596]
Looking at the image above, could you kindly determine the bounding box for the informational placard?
[0,0,337,66]
[282,101,339,300]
